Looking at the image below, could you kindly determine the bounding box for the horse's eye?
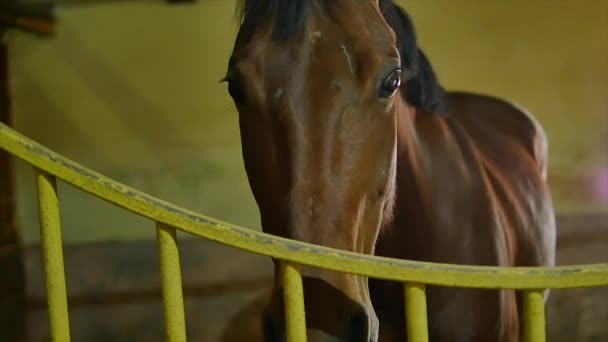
[378,69,402,99]
[227,77,246,103]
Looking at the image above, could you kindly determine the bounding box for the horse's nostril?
[348,310,370,342]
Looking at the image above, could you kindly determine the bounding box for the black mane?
[237,0,446,114]
[237,0,314,42]
[379,0,446,114]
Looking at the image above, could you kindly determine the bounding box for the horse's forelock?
[237,0,318,42]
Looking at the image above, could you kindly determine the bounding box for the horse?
[223,1,556,341]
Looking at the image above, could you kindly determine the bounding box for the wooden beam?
[0,31,26,342]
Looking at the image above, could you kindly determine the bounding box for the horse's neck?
[395,103,431,197]
[381,103,435,259]
[392,101,462,233]
[391,99,498,262]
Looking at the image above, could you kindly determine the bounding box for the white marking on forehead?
[340,43,354,76]
[310,31,322,44]
[273,88,284,101]
[331,81,344,91]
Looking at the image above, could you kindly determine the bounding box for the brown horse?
[223,1,556,341]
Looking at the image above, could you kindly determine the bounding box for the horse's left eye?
[378,69,402,99]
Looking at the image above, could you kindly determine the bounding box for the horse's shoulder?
[441,92,555,269]
[444,91,548,178]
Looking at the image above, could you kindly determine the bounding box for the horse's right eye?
[227,78,247,104]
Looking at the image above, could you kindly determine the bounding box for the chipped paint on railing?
[1,122,607,290]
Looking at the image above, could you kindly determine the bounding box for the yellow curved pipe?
[1,122,607,289]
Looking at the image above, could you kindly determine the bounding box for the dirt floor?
[12,215,608,342]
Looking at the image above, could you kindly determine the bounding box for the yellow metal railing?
[1,121,607,342]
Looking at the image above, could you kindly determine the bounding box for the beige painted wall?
[8,0,607,244]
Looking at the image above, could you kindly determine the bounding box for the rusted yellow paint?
[523,289,546,342]
[282,262,307,342]
[156,223,187,342]
[404,283,429,342]
[1,123,605,289]
[35,170,71,342]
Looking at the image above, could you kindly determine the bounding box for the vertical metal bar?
[282,261,307,342]
[156,222,187,342]
[404,282,429,342]
[35,169,71,342]
[523,289,546,342]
